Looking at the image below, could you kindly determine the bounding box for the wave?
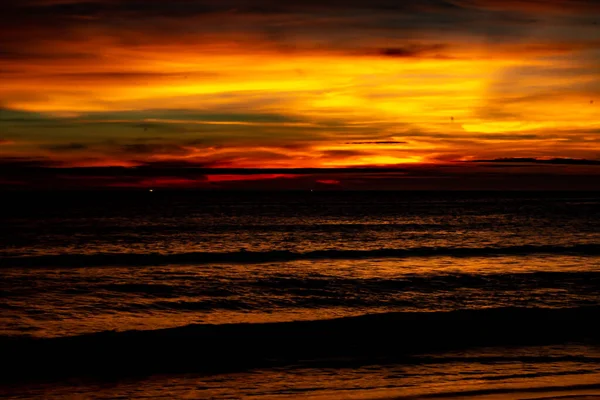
[392,382,600,400]
[2,244,599,268]
[98,271,600,311]
[2,306,599,382]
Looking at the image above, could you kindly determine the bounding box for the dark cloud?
[3,0,595,59]
[0,161,410,178]
[319,149,372,157]
[1,1,464,18]
[41,142,88,152]
[119,143,191,156]
[379,44,447,57]
[77,109,305,124]
[0,49,95,61]
[453,0,600,13]
[0,157,61,168]
[1,161,599,190]
[469,157,600,165]
[0,108,56,122]
[21,0,594,17]
[134,160,219,169]
[0,107,320,147]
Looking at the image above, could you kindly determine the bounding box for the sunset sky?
[1,0,599,189]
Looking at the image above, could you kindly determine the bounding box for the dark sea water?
[1,191,599,399]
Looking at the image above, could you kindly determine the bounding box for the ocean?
[1,191,599,399]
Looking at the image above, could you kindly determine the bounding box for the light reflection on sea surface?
[2,255,598,338]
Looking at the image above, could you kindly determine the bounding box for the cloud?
[1,1,460,18]
[18,0,596,18]
[39,71,221,83]
[1,161,598,190]
[3,0,596,62]
[41,142,88,152]
[468,157,600,165]
[118,143,191,156]
[452,0,600,13]
[0,157,60,168]
[1,0,600,184]
[319,149,372,158]
[379,44,448,58]
[346,141,408,144]
[316,179,341,185]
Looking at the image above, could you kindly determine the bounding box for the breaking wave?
[2,306,599,382]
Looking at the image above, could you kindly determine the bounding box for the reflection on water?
[2,255,599,337]
[2,192,599,258]
[2,192,599,399]
[5,345,600,400]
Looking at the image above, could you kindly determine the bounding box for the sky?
[1,0,599,189]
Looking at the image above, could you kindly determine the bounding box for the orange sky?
[1,0,599,189]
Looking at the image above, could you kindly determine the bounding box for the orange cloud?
[1,0,599,188]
